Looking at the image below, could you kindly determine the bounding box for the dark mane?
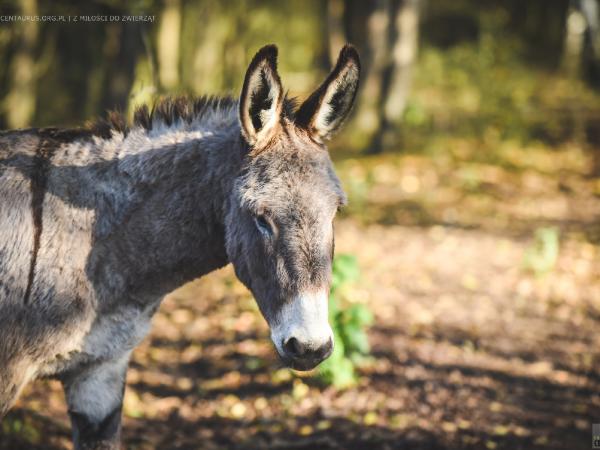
[87,94,298,140]
[133,95,237,130]
[86,95,232,139]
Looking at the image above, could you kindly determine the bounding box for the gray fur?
[0,44,360,449]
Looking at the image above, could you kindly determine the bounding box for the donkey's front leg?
[62,355,129,450]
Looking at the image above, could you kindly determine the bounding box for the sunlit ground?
[2,137,599,450]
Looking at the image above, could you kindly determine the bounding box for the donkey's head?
[225,44,360,371]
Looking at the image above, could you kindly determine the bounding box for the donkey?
[0,44,360,449]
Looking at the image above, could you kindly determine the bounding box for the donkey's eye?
[254,215,273,236]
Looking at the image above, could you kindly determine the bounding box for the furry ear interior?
[239,45,284,147]
[295,45,360,143]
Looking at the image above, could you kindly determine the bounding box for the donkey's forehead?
[240,137,344,210]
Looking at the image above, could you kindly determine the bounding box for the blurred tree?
[575,0,600,87]
[157,0,181,91]
[5,0,37,128]
[326,0,346,65]
[100,21,145,113]
[507,0,569,68]
[338,0,421,154]
[565,0,600,175]
[370,0,420,153]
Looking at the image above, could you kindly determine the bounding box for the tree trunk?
[356,0,390,153]
[365,0,420,154]
[327,0,347,65]
[579,0,600,87]
[565,0,600,175]
[5,0,38,128]
[157,0,182,91]
[384,0,419,125]
[99,21,144,114]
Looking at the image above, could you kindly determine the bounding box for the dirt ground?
[1,143,599,450]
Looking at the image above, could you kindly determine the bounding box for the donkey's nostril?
[283,337,306,358]
[317,337,333,359]
[280,336,334,370]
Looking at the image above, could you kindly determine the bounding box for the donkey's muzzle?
[281,336,333,371]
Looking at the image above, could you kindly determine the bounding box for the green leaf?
[319,357,356,388]
[319,253,374,389]
[328,294,340,321]
[348,304,374,327]
[331,254,360,292]
[522,227,560,276]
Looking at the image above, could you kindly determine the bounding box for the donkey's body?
[0,45,360,449]
[0,101,240,407]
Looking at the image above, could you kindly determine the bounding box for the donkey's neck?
[91,117,244,304]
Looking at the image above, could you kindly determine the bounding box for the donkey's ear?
[295,45,360,143]
[239,44,284,147]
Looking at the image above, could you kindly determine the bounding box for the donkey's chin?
[277,352,330,372]
[288,358,323,372]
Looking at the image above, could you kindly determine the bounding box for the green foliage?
[523,227,560,276]
[1,417,41,444]
[318,254,373,389]
[402,100,429,128]
[330,253,361,292]
[404,6,600,152]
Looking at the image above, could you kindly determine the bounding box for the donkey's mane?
[87,95,235,139]
[87,94,298,140]
[0,94,298,147]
